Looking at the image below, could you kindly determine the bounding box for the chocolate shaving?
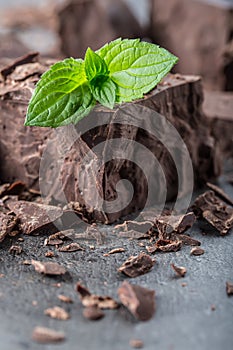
[190,247,205,256]
[58,242,85,252]
[117,281,155,321]
[118,253,154,278]
[83,306,105,320]
[146,239,182,254]
[1,52,39,80]
[7,200,63,235]
[32,326,65,344]
[76,283,119,309]
[44,306,70,320]
[171,263,187,277]
[226,281,233,296]
[192,191,233,235]
[31,260,67,276]
[103,247,125,256]
[58,294,73,304]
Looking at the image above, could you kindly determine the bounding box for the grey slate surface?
[0,172,233,350]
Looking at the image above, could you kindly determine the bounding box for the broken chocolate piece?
[58,243,85,252]
[1,52,39,79]
[0,212,19,243]
[171,263,187,278]
[206,182,233,207]
[118,253,154,278]
[7,200,63,235]
[118,281,155,321]
[146,239,182,254]
[32,326,65,344]
[83,306,105,321]
[129,339,144,349]
[115,220,153,233]
[192,191,233,235]
[31,260,67,276]
[190,247,205,256]
[44,306,70,320]
[76,283,119,309]
[226,281,233,296]
[178,234,201,246]
[103,247,125,256]
[0,181,26,198]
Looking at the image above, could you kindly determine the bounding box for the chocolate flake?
[31,260,67,276]
[171,263,187,278]
[32,326,65,344]
[129,339,144,349]
[226,281,233,296]
[58,242,85,252]
[103,247,125,256]
[207,182,233,207]
[190,247,205,256]
[7,200,63,235]
[76,283,119,309]
[118,253,154,278]
[178,234,201,246]
[58,294,73,304]
[83,306,105,320]
[44,306,70,320]
[118,281,155,321]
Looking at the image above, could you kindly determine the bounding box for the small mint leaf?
[84,47,109,83]
[97,38,178,103]
[25,58,96,127]
[92,78,116,109]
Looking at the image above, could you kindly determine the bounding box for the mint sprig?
[25,38,178,128]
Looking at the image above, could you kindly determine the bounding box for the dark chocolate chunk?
[226,281,233,296]
[118,281,155,321]
[31,260,67,276]
[206,182,233,207]
[118,253,154,278]
[0,212,19,243]
[7,200,63,235]
[76,283,119,309]
[178,234,201,246]
[32,326,65,344]
[190,247,205,256]
[192,191,233,235]
[83,306,105,321]
[0,181,26,198]
[171,263,187,278]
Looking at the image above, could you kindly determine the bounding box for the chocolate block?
[150,0,233,90]
[0,57,220,223]
[58,0,143,58]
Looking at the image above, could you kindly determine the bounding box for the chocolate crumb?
[118,253,154,278]
[190,247,205,256]
[76,283,119,309]
[44,306,70,320]
[83,306,105,320]
[171,263,187,278]
[103,247,125,256]
[8,245,22,255]
[31,260,67,275]
[32,326,65,344]
[226,281,233,296]
[45,251,55,258]
[58,294,73,304]
[118,281,155,321]
[58,242,85,252]
[129,339,144,349]
[211,304,216,311]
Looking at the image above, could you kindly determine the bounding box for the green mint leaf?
[96,38,178,102]
[92,77,116,109]
[84,47,109,83]
[25,58,96,127]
